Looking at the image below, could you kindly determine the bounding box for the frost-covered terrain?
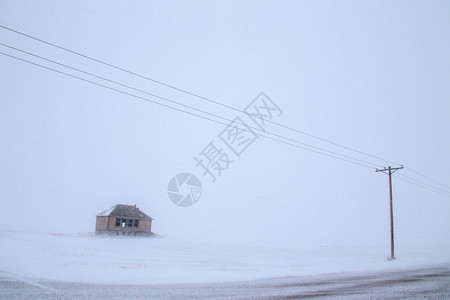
[0,230,448,285]
[2,266,450,299]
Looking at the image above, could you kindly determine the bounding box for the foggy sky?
[1,1,449,251]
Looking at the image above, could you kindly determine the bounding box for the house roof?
[97,204,153,220]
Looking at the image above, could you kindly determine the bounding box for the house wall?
[95,216,109,234]
[103,217,152,234]
[141,219,152,233]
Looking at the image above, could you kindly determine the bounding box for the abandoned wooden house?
[95,204,153,236]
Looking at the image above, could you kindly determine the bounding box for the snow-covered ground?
[2,266,450,299]
[0,230,448,285]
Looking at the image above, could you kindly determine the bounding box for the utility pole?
[376,165,403,260]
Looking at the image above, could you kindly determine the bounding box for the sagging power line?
[0,24,403,168]
[1,42,384,169]
[1,25,448,198]
[394,174,450,197]
[0,50,380,169]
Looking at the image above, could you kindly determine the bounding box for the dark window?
[122,219,126,227]
[115,218,120,226]
[134,220,139,227]
[128,219,133,227]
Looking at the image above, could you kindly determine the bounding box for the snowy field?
[2,266,450,299]
[0,230,448,286]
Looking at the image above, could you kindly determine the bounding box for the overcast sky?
[1,1,449,251]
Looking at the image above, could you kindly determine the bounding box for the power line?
[0,24,403,168]
[0,44,383,169]
[3,25,446,193]
[404,167,450,190]
[0,50,378,169]
[395,173,450,196]
[394,174,450,197]
[1,30,447,199]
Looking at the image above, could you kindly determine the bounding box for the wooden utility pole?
[376,165,403,260]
